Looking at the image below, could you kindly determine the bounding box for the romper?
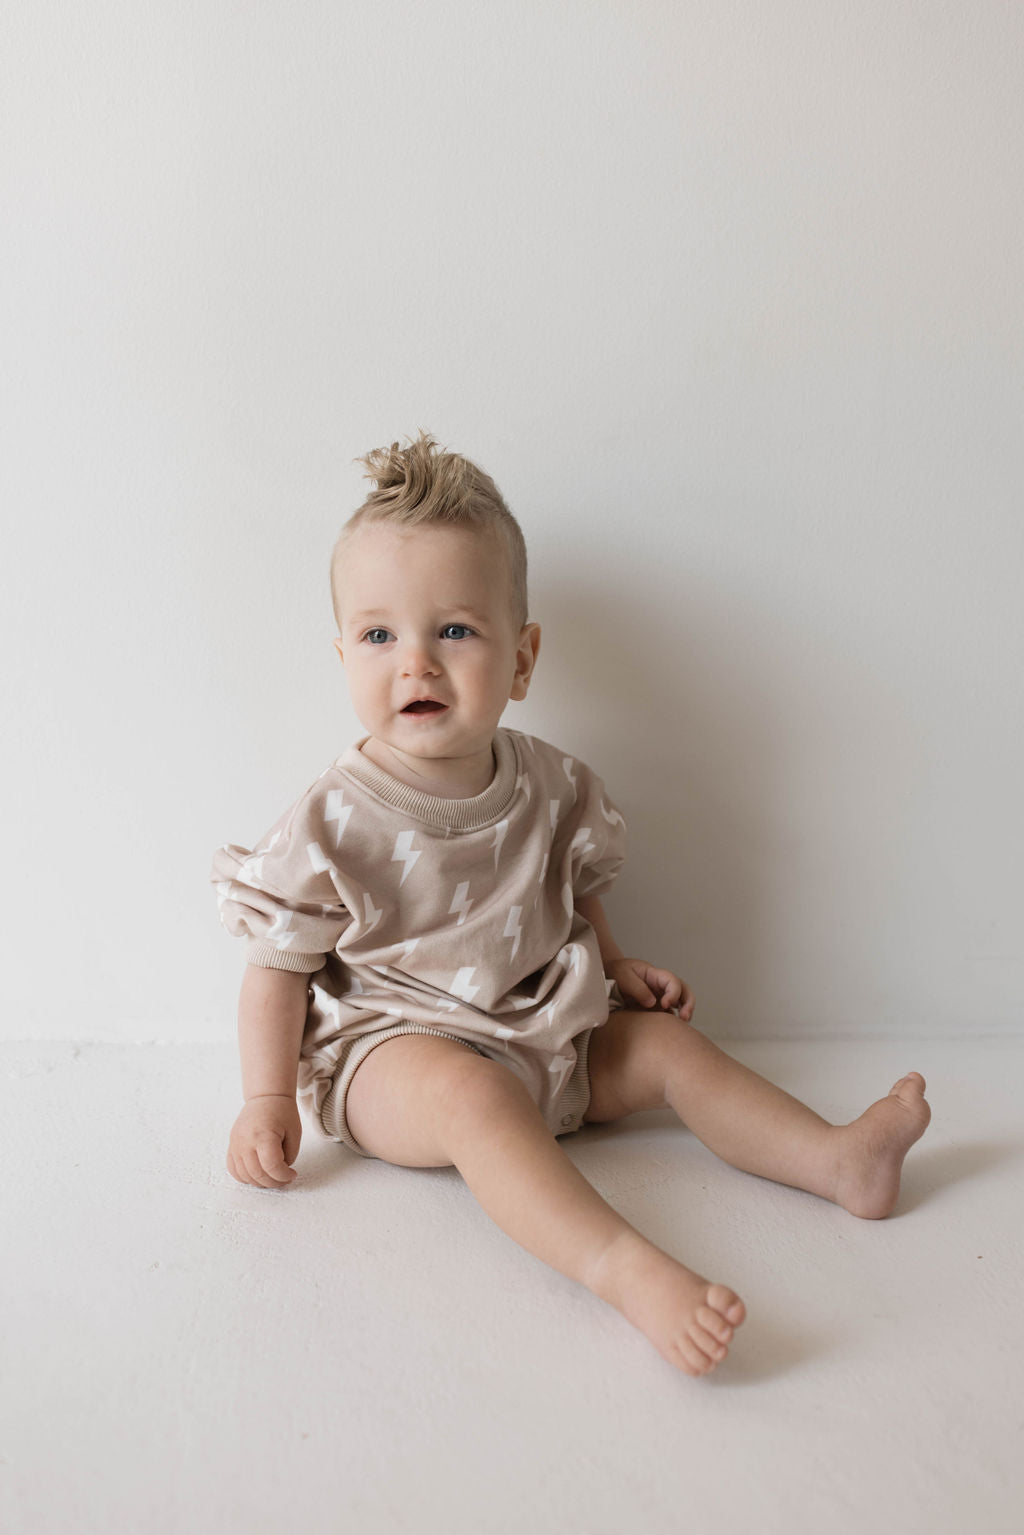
[211,728,627,1155]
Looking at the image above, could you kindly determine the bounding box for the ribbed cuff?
[245,940,325,973]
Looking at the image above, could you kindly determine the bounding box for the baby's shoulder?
[502,729,607,793]
[259,756,351,842]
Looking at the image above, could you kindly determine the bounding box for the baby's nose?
[399,642,441,676]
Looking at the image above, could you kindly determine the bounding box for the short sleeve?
[568,763,627,899]
[210,783,352,973]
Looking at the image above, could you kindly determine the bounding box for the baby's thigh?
[344,1034,510,1168]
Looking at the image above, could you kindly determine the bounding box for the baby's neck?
[358,737,497,799]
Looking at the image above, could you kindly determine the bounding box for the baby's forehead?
[348,519,506,574]
[341,519,515,609]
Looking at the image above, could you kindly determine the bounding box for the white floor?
[4,1035,1023,1535]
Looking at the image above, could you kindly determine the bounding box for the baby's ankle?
[585,1227,653,1310]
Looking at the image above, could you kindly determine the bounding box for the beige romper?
[210,728,627,1156]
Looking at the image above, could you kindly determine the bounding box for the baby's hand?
[227,1095,302,1188]
[607,958,695,1020]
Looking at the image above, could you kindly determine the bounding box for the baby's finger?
[658,973,683,1008]
[255,1132,297,1185]
[628,975,658,1007]
[226,1150,243,1184]
[241,1146,278,1189]
[679,986,695,1021]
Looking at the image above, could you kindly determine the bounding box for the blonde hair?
[331,430,528,632]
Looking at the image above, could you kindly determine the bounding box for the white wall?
[4,0,1021,1042]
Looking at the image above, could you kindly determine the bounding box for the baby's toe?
[691,1321,728,1362]
[707,1284,746,1327]
[697,1305,734,1345]
[679,1341,715,1376]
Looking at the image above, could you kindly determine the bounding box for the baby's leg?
[344,1035,745,1377]
[586,1012,931,1218]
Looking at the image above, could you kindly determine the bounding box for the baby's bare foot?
[589,1231,746,1377]
[833,1072,931,1219]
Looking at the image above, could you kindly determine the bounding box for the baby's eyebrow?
[348,606,491,625]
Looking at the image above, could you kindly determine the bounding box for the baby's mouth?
[402,699,448,715]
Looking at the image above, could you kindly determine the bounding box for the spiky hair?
[330,430,528,631]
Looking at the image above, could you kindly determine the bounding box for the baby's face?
[334,522,538,772]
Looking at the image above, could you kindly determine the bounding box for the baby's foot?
[833,1072,931,1219]
[589,1231,746,1377]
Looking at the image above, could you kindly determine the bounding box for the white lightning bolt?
[361,891,383,932]
[514,771,532,802]
[556,942,582,975]
[397,938,419,967]
[600,799,625,828]
[310,982,342,1028]
[239,853,265,886]
[391,830,421,885]
[538,852,549,884]
[215,880,233,910]
[449,881,474,926]
[562,757,578,794]
[495,1025,515,1040]
[491,818,509,870]
[571,827,596,861]
[503,904,523,961]
[306,840,330,874]
[325,790,354,846]
[450,966,480,1004]
[266,910,296,948]
[549,799,560,830]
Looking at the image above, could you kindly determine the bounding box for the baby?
[211,431,931,1378]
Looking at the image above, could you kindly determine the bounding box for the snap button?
[561,1114,573,1127]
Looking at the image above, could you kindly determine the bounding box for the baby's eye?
[441,623,474,640]
[364,628,393,645]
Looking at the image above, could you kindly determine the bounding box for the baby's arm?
[575,894,694,1020]
[227,966,308,1187]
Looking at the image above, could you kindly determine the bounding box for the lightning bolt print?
[556,943,582,975]
[239,853,265,886]
[450,967,481,1004]
[325,790,354,846]
[491,818,509,870]
[570,827,596,861]
[600,799,625,829]
[306,840,330,874]
[449,881,474,926]
[562,757,578,795]
[361,891,383,933]
[266,910,297,948]
[503,904,523,961]
[391,830,421,885]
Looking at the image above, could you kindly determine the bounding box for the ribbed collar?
[336,729,519,831]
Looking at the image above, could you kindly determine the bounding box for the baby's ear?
[510,623,541,700]
[333,638,345,665]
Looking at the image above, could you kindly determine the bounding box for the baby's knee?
[428,1048,532,1133]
